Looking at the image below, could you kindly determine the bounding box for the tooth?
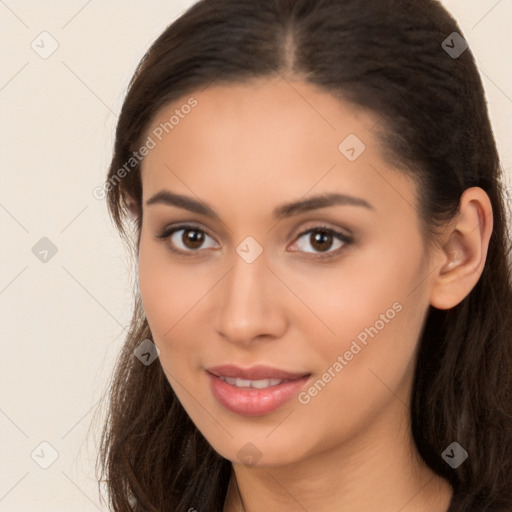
[220,376,285,388]
[250,379,271,389]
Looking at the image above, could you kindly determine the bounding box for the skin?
[136,77,492,512]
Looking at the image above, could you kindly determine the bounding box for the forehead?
[139,78,417,222]
[142,77,377,171]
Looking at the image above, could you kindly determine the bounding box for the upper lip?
[206,364,310,381]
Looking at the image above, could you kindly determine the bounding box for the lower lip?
[207,372,311,416]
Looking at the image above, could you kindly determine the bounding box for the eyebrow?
[145,190,375,220]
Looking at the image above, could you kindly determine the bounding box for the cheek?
[291,300,425,451]
[138,242,174,339]
[137,247,192,373]
[294,231,428,394]
[137,233,201,340]
[137,233,223,378]
[137,242,196,394]
[289,236,425,347]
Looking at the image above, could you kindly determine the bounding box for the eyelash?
[155,223,353,260]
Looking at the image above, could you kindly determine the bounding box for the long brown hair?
[96,1,512,510]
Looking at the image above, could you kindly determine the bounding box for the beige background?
[1,1,511,510]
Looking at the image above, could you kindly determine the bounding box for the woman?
[97,0,512,510]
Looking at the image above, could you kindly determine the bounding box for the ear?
[124,195,140,221]
[429,187,493,310]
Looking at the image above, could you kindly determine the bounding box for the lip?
[206,365,311,416]
[206,364,310,381]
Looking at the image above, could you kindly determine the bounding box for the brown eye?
[181,228,205,249]
[309,230,334,252]
[290,226,352,258]
[156,224,219,254]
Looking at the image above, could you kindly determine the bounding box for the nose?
[213,249,288,346]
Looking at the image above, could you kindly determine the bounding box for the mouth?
[206,364,312,416]
[215,376,295,389]
[206,364,310,382]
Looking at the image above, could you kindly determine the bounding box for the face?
[137,77,434,466]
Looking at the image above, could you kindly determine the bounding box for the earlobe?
[125,196,140,220]
[429,187,493,310]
